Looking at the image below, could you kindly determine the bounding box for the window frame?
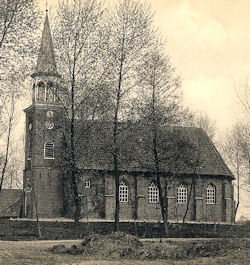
[177,184,187,204]
[37,81,45,102]
[45,81,54,102]
[206,184,216,204]
[148,182,159,203]
[44,141,55,159]
[119,181,128,203]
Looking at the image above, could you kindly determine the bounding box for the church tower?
[23,12,64,218]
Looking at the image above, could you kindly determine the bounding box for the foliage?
[0,0,41,192]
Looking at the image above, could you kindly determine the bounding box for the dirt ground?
[0,239,249,265]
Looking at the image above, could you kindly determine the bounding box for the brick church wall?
[77,172,234,223]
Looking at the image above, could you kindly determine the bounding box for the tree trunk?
[70,66,80,224]
[183,175,195,224]
[33,186,42,239]
[113,35,125,232]
[153,131,168,235]
[0,95,14,192]
[234,159,240,216]
[113,104,120,231]
[152,81,168,236]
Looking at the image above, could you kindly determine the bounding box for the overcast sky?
[40,0,250,132]
[148,0,250,131]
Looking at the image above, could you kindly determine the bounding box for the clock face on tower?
[45,121,54,130]
[46,110,54,119]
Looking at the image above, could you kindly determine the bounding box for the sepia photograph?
[0,0,249,264]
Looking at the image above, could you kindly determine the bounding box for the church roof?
[0,189,23,218]
[32,12,59,78]
[76,124,234,179]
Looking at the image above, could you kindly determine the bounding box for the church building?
[22,13,235,223]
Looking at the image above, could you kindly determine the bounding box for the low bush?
[47,232,250,261]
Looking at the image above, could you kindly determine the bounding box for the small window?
[148,182,159,203]
[85,179,91,188]
[206,184,216,204]
[37,82,45,101]
[44,141,54,159]
[119,181,128,202]
[177,184,187,204]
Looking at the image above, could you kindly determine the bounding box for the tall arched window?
[44,141,54,159]
[46,81,54,102]
[148,182,159,203]
[119,181,128,202]
[206,184,216,204]
[54,84,58,102]
[37,81,45,102]
[177,184,187,204]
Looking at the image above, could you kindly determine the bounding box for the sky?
[40,0,250,131]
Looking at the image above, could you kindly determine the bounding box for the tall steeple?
[32,11,59,77]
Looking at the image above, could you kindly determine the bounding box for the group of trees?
[0,0,40,192]
[50,0,204,234]
[222,82,249,218]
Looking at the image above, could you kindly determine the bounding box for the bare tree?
[105,0,153,231]
[0,94,17,192]
[133,38,185,234]
[52,0,109,223]
[222,123,250,217]
[187,111,216,141]
[0,0,39,50]
[0,1,40,193]
[235,79,250,116]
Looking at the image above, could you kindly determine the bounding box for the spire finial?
[46,0,48,13]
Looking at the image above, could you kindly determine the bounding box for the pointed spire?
[32,12,60,78]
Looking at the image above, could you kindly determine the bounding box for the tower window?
[177,184,187,204]
[206,184,216,204]
[148,182,159,203]
[37,81,45,101]
[119,181,128,202]
[44,141,54,159]
[84,179,91,188]
[46,81,54,102]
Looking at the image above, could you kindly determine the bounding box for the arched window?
[177,184,187,204]
[46,81,54,102]
[54,84,58,102]
[119,181,128,202]
[37,81,45,102]
[206,184,216,204]
[44,141,54,159]
[85,179,91,188]
[148,182,159,203]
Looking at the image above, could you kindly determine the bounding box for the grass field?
[0,239,249,265]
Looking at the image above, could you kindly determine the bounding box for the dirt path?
[0,239,249,265]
